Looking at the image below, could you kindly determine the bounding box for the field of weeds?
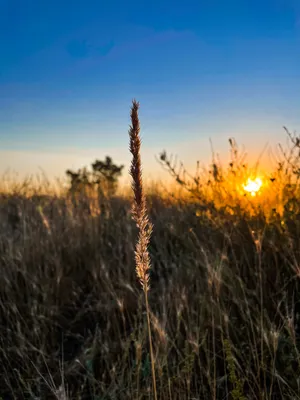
[1,104,300,399]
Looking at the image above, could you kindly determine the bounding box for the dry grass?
[129,99,157,400]
[0,104,300,399]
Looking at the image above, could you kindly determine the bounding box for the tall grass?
[129,99,157,400]
[0,104,300,398]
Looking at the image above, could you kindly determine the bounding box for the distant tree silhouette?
[92,156,124,195]
[66,167,91,194]
[66,156,124,196]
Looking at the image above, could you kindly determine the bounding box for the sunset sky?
[0,0,299,183]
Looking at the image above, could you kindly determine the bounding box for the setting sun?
[243,177,263,196]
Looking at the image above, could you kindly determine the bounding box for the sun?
[243,177,263,196]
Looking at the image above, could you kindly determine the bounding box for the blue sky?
[0,0,299,181]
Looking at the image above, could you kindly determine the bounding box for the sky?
[0,0,300,184]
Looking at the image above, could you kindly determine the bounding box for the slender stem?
[144,287,157,400]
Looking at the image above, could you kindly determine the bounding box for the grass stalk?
[128,99,157,400]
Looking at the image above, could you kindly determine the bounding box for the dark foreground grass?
[1,107,300,399]
[1,183,300,399]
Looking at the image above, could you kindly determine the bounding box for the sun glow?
[243,177,263,196]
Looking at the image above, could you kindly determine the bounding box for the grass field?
[1,103,300,399]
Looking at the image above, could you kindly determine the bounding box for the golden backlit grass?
[1,109,300,398]
[129,99,157,400]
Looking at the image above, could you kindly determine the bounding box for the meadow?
[1,102,300,399]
